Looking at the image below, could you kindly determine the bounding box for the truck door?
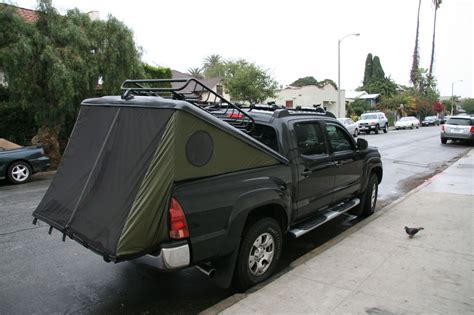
[324,123,363,203]
[293,121,335,220]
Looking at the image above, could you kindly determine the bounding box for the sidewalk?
[211,150,474,314]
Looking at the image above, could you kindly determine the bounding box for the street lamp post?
[338,33,360,118]
[450,80,462,115]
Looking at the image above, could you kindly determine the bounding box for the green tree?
[223,60,278,104]
[187,67,204,79]
[411,0,422,85]
[429,0,442,78]
[202,54,226,78]
[0,1,143,165]
[371,56,385,80]
[461,98,474,113]
[290,76,318,87]
[363,53,373,86]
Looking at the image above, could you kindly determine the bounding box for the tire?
[374,125,379,134]
[353,128,359,137]
[349,173,378,217]
[441,137,447,144]
[7,161,32,184]
[234,217,282,290]
[383,124,388,133]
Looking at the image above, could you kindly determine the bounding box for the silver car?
[338,118,359,137]
[440,116,474,144]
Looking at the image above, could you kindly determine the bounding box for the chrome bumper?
[142,242,190,269]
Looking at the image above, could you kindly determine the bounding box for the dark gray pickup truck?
[33,79,382,289]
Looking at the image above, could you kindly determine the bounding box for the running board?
[288,198,360,239]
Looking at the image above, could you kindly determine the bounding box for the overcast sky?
[10,0,474,97]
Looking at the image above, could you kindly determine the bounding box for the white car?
[337,118,359,137]
[357,112,389,134]
[395,116,420,130]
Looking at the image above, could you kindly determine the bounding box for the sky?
[8,0,474,98]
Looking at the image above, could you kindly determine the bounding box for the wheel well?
[243,204,288,235]
[6,159,32,172]
[372,167,383,184]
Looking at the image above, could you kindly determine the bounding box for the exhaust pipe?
[195,264,216,278]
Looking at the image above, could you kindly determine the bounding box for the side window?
[326,124,354,153]
[294,122,326,156]
[249,124,279,152]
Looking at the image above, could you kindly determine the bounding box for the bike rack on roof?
[120,78,255,133]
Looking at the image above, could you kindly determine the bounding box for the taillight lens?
[226,112,243,119]
[470,126,474,133]
[169,197,189,239]
[441,125,445,131]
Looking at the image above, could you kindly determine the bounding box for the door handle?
[301,169,311,177]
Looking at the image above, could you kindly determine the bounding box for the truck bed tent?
[33,95,286,261]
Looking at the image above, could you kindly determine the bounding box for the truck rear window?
[250,124,279,152]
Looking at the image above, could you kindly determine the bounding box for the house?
[171,70,230,104]
[266,84,345,117]
[345,90,380,107]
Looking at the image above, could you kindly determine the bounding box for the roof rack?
[120,78,255,133]
[249,104,336,119]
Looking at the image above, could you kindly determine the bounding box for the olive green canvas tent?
[33,93,286,261]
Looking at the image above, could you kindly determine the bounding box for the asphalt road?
[0,126,470,314]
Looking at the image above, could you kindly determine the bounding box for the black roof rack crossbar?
[121,78,255,133]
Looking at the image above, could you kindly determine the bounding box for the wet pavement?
[0,126,471,314]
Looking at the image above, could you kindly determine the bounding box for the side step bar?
[288,198,360,239]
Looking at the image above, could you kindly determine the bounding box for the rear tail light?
[441,125,445,131]
[226,112,244,119]
[169,197,189,239]
[470,126,474,133]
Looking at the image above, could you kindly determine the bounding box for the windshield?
[400,117,411,121]
[446,118,473,126]
[425,117,435,121]
[361,114,377,120]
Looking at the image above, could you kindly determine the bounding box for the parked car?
[395,116,420,130]
[33,78,383,290]
[421,116,440,126]
[357,112,389,134]
[0,143,50,184]
[440,116,474,144]
[337,117,359,137]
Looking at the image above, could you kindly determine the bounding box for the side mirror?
[357,138,368,150]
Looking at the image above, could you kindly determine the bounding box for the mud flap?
[211,247,240,288]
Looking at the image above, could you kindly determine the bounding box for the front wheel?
[354,128,359,137]
[234,217,282,290]
[349,173,378,217]
[7,161,32,184]
[374,125,379,134]
[410,124,414,129]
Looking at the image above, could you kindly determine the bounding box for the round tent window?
[186,130,214,167]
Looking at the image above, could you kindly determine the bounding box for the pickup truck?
[33,79,383,290]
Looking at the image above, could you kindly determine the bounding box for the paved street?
[0,126,471,314]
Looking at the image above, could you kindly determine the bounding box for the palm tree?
[429,0,442,78]
[202,54,225,78]
[203,54,223,69]
[410,0,422,85]
[187,67,203,79]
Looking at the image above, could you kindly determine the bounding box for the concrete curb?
[200,150,469,315]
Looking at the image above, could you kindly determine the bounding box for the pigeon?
[405,226,424,237]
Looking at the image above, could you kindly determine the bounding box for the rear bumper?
[142,241,191,270]
[441,132,474,140]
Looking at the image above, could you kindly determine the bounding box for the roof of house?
[345,90,380,100]
[1,4,39,23]
[171,70,223,98]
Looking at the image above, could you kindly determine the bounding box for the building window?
[216,84,223,96]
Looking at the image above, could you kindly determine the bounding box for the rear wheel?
[234,217,282,290]
[441,137,447,144]
[7,161,32,184]
[383,124,388,133]
[410,124,414,129]
[349,173,378,217]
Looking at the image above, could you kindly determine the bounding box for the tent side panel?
[174,111,281,181]
[68,107,174,256]
[33,106,118,228]
[116,113,176,257]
